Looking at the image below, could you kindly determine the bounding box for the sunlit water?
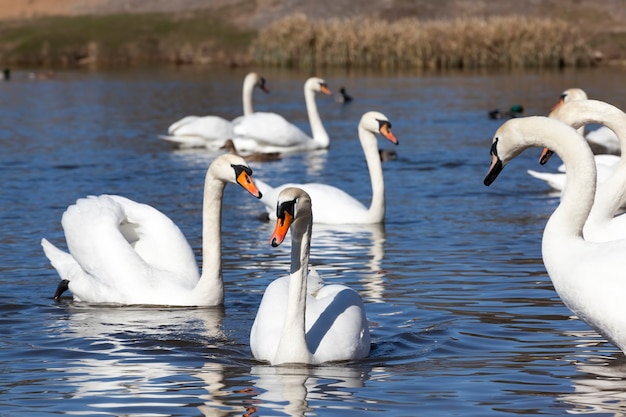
[1,66,626,416]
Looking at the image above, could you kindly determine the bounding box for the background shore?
[0,0,624,69]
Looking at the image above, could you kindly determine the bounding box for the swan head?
[484,116,582,186]
[208,153,262,198]
[538,88,590,165]
[552,87,588,111]
[305,77,332,96]
[360,111,398,145]
[484,117,537,186]
[245,72,270,94]
[270,187,312,247]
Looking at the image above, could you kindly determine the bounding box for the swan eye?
[232,164,253,177]
[377,119,392,130]
[276,199,296,220]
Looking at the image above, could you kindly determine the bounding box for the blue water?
[1,66,626,416]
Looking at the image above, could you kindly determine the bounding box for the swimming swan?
[230,77,332,154]
[254,111,398,224]
[484,116,626,355]
[162,72,269,148]
[250,187,371,365]
[42,153,261,306]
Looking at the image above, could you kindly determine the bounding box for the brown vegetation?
[252,14,593,70]
[0,0,623,69]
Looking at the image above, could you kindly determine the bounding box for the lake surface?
[1,65,626,416]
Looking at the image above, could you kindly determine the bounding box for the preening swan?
[230,77,332,154]
[548,99,626,241]
[42,153,262,306]
[161,72,269,149]
[552,88,620,155]
[484,116,626,355]
[250,188,371,365]
[254,111,398,224]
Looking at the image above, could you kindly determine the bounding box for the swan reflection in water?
[560,348,626,416]
[50,304,225,406]
[248,365,367,416]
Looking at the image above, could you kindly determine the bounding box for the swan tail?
[41,238,85,286]
[526,169,565,191]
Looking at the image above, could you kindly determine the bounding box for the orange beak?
[236,170,262,198]
[380,123,399,145]
[539,147,555,165]
[551,97,565,112]
[320,85,332,96]
[270,211,293,247]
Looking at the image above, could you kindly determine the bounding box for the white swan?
[254,111,398,224]
[230,77,332,154]
[161,72,269,148]
[527,154,618,192]
[526,88,622,191]
[250,187,371,365]
[41,153,262,306]
[484,116,626,355]
[553,88,620,155]
[549,99,626,241]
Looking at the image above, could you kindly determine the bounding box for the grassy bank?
[0,12,256,67]
[252,14,594,70]
[0,12,599,69]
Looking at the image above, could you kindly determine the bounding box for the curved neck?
[360,127,386,223]
[274,215,314,364]
[242,77,255,116]
[554,101,626,222]
[193,173,225,305]
[529,120,597,241]
[304,86,329,147]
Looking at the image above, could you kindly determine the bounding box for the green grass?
[0,12,256,66]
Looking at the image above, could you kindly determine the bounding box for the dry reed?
[251,14,593,69]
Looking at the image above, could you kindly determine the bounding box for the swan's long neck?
[558,102,626,224]
[533,121,597,242]
[242,77,255,116]
[274,215,314,364]
[304,86,329,148]
[360,127,386,223]
[193,174,225,305]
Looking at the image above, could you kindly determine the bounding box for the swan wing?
[250,275,290,362]
[586,126,620,154]
[255,180,367,224]
[233,112,311,148]
[48,195,198,303]
[305,284,371,363]
[167,115,200,134]
[167,115,233,143]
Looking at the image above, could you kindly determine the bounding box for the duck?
[250,187,371,365]
[161,72,269,149]
[552,88,620,155]
[229,77,332,154]
[335,86,353,103]
[42,153,262,306]
[547,99,626,241]
[484,116,626,355]
[488,104,524,120]
[253,111,398,224]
